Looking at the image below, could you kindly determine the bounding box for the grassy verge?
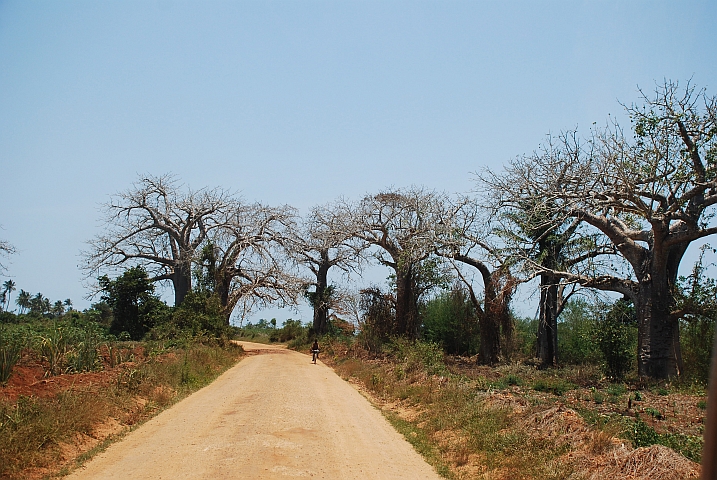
[318,337,702,480]
[0,340,243,479]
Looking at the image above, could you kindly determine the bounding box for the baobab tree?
[481,149,616,368]
[84,174,235,306]
[340,188,448,339]
[291,202,363,335]
[434,196,518,365]
[487,81,717,379]
[198,202,303,323]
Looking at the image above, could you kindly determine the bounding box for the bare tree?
[434,196,518,365]
[481,151,616,368]
[0,238,15,274]
[340,188,448,339]
[84,174,235,306]
[201,202,304,323]
[291,202,364,335]
[484,81,717,379]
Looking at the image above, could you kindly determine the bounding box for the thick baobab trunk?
[172,264,192,307]
[312,262,330,335]
[635,278,681,379]
[537,273,559,367]
[477,311,501,365]
[635,245,685,379]
[394,265,419,339]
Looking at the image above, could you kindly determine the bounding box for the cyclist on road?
[311,339,320,364]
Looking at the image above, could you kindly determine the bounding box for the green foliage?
[421,286,479,355]
[149,291,228,340]
[99,267,168,340]
[595,298,637,379]
[558,299,601,365]
[627,416,703,462]
[0,325,24,384]
[270,319,308,343]
[676,245,717,384]
[388,338,447,376]
[513,316,537,358]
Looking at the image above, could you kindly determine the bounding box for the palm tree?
[51,300,65,317]
[16,289,30,314]
[3,280,16,311]
[63,298,73,312]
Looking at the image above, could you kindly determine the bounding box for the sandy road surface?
[68,341,442,479]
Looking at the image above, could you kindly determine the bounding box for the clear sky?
[1,1,715,322]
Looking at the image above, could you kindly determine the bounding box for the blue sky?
[1,1,715,322]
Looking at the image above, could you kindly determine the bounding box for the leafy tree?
[596,298,637,379]
[2,280,16,312]
[99,266,167,340]
[422,284,478,355]
[15,289,30,314]
[28,293,50,316]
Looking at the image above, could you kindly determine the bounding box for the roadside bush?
[681,316,714,384]
[558,299,601,365]
[357,287,395,353]
[595,298,637,379]
[149,291,228,341]
[388,338,447,376]
[270,319,308,343]
[421,286,478,355]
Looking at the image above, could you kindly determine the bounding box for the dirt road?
[68,341,442,479]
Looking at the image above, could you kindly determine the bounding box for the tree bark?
[312,261,330,335]
[394,264,419,339]
[172,264,192,307]
[537,273,559,367]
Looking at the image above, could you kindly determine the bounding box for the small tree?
[99,266,167,340]
[596,298,637,379]
[422,284,478,355]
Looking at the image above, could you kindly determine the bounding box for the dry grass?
[324,340,701,480]
[0,341,243,479]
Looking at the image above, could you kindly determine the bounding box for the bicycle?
[311,348,319,364]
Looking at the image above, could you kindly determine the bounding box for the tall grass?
[0,326,24,384]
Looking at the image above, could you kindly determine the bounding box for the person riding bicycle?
[311,339,319,364]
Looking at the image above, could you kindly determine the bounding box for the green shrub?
[421,286,479,355]
[389,338,447,376]
[531,377,576,396]
[0,326,24,384]
[595,298,637,379]
[270,319,308,343]
[558,299,601,365]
